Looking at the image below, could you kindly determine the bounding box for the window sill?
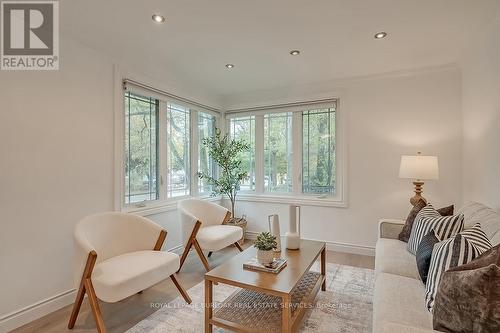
[232,193,348,208]
[123,195,221,216]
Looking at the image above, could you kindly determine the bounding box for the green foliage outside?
[254,232,278,251]
[302,109,336,194]
[124,93,158,203]
[197,128,250,217]
[264,113,292,192]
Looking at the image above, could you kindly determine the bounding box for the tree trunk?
[230,197,235,218]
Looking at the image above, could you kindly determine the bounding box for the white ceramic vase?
[256,249,274,265]
[268,214,281,252]
[286,205,301,250]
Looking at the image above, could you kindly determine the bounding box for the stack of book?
[243,257,287,274]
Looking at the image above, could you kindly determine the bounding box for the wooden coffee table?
[204,239,326,333]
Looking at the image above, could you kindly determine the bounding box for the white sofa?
[373,202,500,333]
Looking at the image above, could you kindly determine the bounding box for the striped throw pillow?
[425,223,492,312]
[407,204,464,255]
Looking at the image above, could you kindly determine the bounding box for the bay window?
[121,78,342,209]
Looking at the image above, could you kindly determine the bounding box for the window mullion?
[158,101,168,201]
[292,111,302,195]
[254,115,264,193]
[190,110,199,196]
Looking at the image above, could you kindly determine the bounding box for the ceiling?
[61,0,500,99]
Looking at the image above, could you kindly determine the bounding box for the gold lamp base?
[410,181,427,206]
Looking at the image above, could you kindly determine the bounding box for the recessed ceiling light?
[152,14,165,23]
[374,32,387,39]
[290,50,300,56]
[225,64,235,69]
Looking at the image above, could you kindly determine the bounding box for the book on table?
[243,257,287,273]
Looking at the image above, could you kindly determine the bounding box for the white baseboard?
[0,244,185,333]
[244,231,375,257]
[0,289,77,333]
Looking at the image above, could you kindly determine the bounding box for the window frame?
[197,111,217,196]
[225,100,346,208]
[123,91,161,204]
[116,79,221,215]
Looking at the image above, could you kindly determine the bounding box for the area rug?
[127,263,374,333]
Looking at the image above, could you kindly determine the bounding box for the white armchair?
[177,199,243,272]
[68,212,191,333]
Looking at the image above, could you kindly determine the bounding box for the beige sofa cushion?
[375,238,420,280]
[458,202,500,240]
[373,273,433,333]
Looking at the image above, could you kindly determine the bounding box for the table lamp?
[399,152,439,206]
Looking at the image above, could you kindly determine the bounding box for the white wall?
[461,15,500,210]
[0,37,218,332]
[223,67,463,254]
[0,38,114,331]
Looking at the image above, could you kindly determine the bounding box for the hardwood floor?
[11,242,374,333]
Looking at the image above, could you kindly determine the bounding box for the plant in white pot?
[254,232,278,265]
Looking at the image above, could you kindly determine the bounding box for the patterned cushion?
[407,204,464,255]
[398,199,454,242]
[433,244,500,332]
[425,224,492,312]
[416,230,440,284]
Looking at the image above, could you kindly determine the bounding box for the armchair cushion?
[196,225,243,252]
[92,250,179,302]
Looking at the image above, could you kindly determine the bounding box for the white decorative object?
[268,214,281,252]
[256,249,274,265]
[286,205,301,250]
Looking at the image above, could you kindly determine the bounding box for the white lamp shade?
[399,155,439,180]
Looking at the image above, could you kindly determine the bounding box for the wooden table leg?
[282,294,291,332]
[321,247,326,291]
[205,279,213,333]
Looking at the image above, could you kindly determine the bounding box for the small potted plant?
[254,232,278,265]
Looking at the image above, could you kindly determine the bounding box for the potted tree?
[197,128,250,218]
[254,232,278,265]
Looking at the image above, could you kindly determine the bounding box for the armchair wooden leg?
[234,242,243,252]
[85,278,106,333]
[193,239,210,272]
[68,250,97,330]
[177,241,193,273]
[177,221,202,273]
[170,275,192,304]
[68,280,86,329]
